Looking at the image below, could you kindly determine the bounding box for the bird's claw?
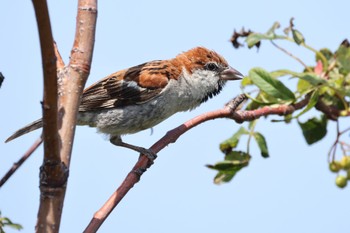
[139,148,157,161]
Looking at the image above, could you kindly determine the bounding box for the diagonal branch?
[84,94,310,232]
[0,42,62,190]
[0,138,42,188]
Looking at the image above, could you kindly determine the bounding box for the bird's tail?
[5,119,43,143]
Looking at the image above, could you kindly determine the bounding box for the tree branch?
[31,1,68,232]
[0,138,42,188]
[59,0,97,167]
[32,0,59,164]
[315,100,340,120]
[84,94,311,232]
[34,0,97,232]
[231,97,310,123]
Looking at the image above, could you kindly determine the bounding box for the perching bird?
[6,47,242,158]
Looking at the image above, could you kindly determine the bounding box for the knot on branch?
[225,94,248,113]
[39,160,69,188]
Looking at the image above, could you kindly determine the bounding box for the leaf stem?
[247,120,258,154]
[277,36,329,70]
[270,40,312,72]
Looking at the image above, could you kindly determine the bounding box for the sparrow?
[5,47,242,158]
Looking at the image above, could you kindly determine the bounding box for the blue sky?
[1,1,349,232]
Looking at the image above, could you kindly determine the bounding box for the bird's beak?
[220,67,243,81]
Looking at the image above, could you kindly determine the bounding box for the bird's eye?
[205,62,219,71]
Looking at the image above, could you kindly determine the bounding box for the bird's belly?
[77,79,203,136]
[77,99,176,136]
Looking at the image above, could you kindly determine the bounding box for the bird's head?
[173,47,243,103]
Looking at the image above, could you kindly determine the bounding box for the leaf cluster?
[0,211,22,233]
[211,19,350,184]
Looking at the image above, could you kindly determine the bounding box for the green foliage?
[208,120,269,184]
[0,211,22,233]
[219,127,249,152]
[252,132,269,158]
[207,151,251,184]
[213,19,350,186]
[298,115,328,145]
[249,68,295,103]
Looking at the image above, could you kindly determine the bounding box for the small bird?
[6,47,242,158]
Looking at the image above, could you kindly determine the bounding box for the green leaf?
[320,90,346,109]
[292,29,305,45]
[219,127,249,152]
[298,73,327,86]
[270,69,299,78]
[294,90,320,118]
[297,79,313,95]
[0,213,23,232]
[253,132,269,158]
[241,76,253,87]
[298,115,328,145]
[249,68,295,102]
[317,48,333,61]
[225,150,251,162]
[246,33,269,48]
[266,21,281,37]
[245,22,280,49]
[207,151,251,184]
[212,171,236,184]
[336,45,350,72]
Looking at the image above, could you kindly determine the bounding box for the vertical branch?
[59,0,97,167]
[32,0,59,164]
[32,0,67,232]
[33,0,97,232]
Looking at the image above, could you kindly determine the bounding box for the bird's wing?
[79,61,171,112]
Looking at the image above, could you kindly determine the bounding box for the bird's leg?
[109,135,157,160]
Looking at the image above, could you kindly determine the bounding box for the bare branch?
[84,95,248,232]
[34,0,97,232]
[32,0,60,165]
[0,138,42,188]
[31,0,69,232]
[59,0,97,167]
[231,97,309,123]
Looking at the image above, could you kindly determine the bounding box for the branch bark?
[33,1,97,232]
[31,0,67,232]
[84,94,311,232]
[59,0,97,167]
[0,138,42,188]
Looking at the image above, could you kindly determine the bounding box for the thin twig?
[0,138,43,187]
[340,126,350,135]
[328,120,340,162]
[271,40,312,72]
